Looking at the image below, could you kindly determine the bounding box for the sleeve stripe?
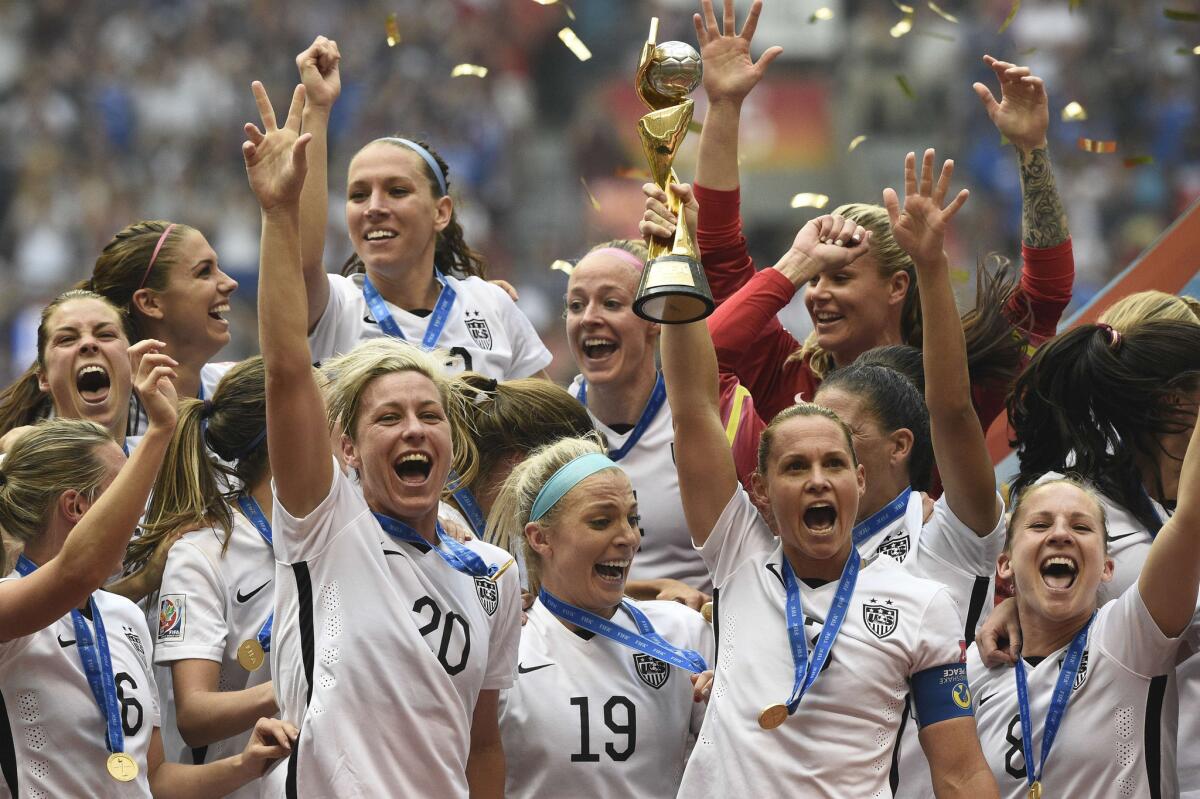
[724,384,750,446]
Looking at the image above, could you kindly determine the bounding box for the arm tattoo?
[1018,147,1069,248]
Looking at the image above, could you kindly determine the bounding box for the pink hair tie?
[138,224,177,290]
[588,247,645,272]
[1097,323,1122,349]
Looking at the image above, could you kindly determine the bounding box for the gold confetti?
[385,13,401,47]
[557,27,592,61]
[927,1,959,22]
[809,7,834,22]
[688,120,703,134]
[1078,137,1117,154]
[1018,46,1039,56]
[451,64,488,78]
[564,2,575,20]
[1061,101,1087,122]
[1123,156,1154,167]
[951,268,969,285]
[1176,45,1200,54]
[999,0,1021,33]
[580,176,601,210]
[1164,8,1200,21]
[892,0,915,12]
[890,15,914,37]
[790,193,830,209]
[895,74,916,100]
[550,259,575,276]
[848,135,868,152]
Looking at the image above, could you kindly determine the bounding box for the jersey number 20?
[413,596,472,676]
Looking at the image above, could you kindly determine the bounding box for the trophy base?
[633,254,715,324]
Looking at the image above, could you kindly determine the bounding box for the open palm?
[972,55,1048,153]
[242,82,311,211]
[883,149,969,267]
[693,0,782,105]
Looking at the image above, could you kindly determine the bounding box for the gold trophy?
[633,19,714,324]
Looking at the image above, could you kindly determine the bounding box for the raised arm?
[884,150,1000,536]
[1139,400,1200,637]
[692,0,781,191]
[0,342,177,640]
[296,36,340,334]
[243,82,331,517]
[973,55,1068,250]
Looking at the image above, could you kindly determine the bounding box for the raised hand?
[882,149,969,267]
[296,36,341,111]
[639,182,698,245]
[782,214,871,277]
[131,338,178,432]
[972,55,1048,154]
[242,82,312,211]
[693,0,783,107]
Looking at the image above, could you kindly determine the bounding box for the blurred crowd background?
[0,0,1196,383]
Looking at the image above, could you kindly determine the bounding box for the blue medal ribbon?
[373,512,495,578]
[578,373,666,462]
[539,588,707,673]
[852,488,912,548]
[236,496,275,653]
[1014,612,1095,793]
[780,549,861,716]
[447,470,487,538]
[14,556,127,758]
[363,272,457,350]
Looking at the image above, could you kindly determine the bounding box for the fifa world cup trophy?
[632,21,714,324]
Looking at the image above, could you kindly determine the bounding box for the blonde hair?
[793,203,918,377]
[321,338,452,440]
[757,401,858,475]
[1099,291,1200,332]
[486,435,611,594]
[0,419,114,551]
[1004,476,1109,552]
[446,374,595,499]
[129,357,266,570]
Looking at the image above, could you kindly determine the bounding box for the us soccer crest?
[465,312,493,351]
[877,531,910,562]
[1069,650,1090,691]
[633,653,670,689]
[123,625,146,658]
[863,602,899,638]
[474,577,499,616]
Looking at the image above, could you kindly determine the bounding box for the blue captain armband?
[911,663,974,727]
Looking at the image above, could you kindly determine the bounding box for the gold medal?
[238,639,265,672]
[700,601,713,623]
[758,703,789,730]
[1028,781,1042,799]
[107,752,138,782]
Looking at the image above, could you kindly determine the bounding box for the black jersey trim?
[191,745,208,765]
[711,587,721,667]
[888,694,912,795]
[1145,674,1167,799]
[0,690,17,794]
[293,562,316,705]
[963,576,990,642]
[285,735,303,799]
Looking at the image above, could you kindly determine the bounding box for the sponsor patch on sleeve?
[911,662,973,727]
[157,594,186,642]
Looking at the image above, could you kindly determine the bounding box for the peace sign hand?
[693,0,782,106]
[882,149,969,268]
[242,82,312,211]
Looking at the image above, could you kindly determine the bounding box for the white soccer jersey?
[0,581,160,798]
[568,376,711,592]
[152,509,275,797]
[262,462,521,798]
[129,361,233,437]
[499,598,713,799]
[968,586,1181,799]
[678,489,971,798]
[309,272,552,379]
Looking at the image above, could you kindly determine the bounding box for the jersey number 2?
[413,596,472,676]
[570,696,636,763]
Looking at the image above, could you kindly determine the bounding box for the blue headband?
[380,137,448,197]
[529,453,618,522]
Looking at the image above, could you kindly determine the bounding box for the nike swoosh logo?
[1106,531,1144,543]
[57,635,76,648]
[517,662,554,674]
[383,549,405,557]
[977,693,996,707]
[235,581,272,603]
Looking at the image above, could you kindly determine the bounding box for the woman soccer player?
[659,196,997,794]
[0,361,295,797]
[244,80,520,797]
[490,436,714,797]
[564,238,763,604]
[133,357,277,798]
[291,36,551,379]
[967,420,1200,797]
